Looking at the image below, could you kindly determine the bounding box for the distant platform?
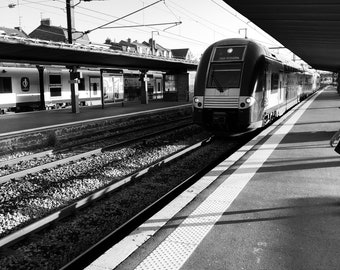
[0,100,191,136]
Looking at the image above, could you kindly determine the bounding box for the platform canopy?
[223,0,340,72]
[0,36,198,72]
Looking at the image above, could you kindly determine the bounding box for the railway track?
[60,137,228,270]
[0,117,192,184]
[0,135,214,250]
[0,123,256,270]
[0,121,213,250]
[0,135,247,270]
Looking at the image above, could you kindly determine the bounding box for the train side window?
[49,75,61,84]
[92,83,98,94]
[0,77,12,93]
[271,73,279,92]
[90,77,100,95]
[49,74,62,97]
[50,87,62,97]
[78,78,85,91]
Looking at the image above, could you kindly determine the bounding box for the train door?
[264,68,271,109]
[89,76,101,105]
[278,72,285,114]
[155,77,163,99]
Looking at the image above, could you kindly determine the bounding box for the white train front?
[193,38,320,133]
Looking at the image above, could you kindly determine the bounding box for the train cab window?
[271,73,279,92]
[0,77,12,93]
[207,63,242,89]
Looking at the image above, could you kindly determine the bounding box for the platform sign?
[101,69,124,102]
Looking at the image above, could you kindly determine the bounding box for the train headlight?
[193,96,203,108]
[239,96,255,109]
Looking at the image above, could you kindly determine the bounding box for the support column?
[337,72,340,95]
[36,65,46,110]
[162,73,166,93]
[69,66,80,113]
[140,69,149,104]
[100,69,105,109]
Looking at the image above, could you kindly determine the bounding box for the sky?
[0,0,288,59]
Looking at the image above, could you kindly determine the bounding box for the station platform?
[0,100,191,136]
[86,85,340,270]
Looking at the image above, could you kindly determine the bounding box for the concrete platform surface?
[86,86,340,270]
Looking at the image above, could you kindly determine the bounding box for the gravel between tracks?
[0,125,205,238]
[0,136,238,270]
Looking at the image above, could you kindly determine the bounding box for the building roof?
[171,48,190,59]
[0,27,28,38]
[28,19,90,45]
[132,40,150,49]
[119,40,137,49]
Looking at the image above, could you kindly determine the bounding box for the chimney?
[127,38,131,43]
[41,18,51,26]
[149,38,156,54]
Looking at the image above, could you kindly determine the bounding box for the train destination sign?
[213,46,246,62]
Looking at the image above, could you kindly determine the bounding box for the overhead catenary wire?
[68,0,209,46]
[167,0,238,36]
[9,0,224,47]
[82,0,163,34]
[209,0,281,47]
[100,21,181,29]
[42,0,228,47]
[4,0,281,54]
[19,0,208,47]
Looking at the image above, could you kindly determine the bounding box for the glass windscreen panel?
[207,63,242,89]
[212,46,246,62]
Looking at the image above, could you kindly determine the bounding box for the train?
[0,63,167,113]
[192,38,320,134]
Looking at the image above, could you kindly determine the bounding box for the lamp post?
[8,0,22,30]
[66,0,92,43]
[66,0,74,44]
[238,28,248,39]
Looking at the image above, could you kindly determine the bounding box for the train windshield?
[207,63,242,89]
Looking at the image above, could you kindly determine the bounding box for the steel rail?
[0,135,213,251]
[0,119,193,185]
[60,137,222,270]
